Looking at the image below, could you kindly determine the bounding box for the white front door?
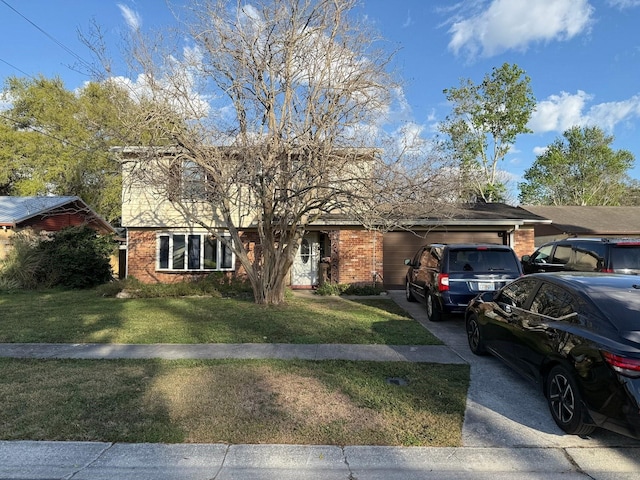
[291,233,320,287]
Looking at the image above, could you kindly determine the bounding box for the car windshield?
[448,249,519,273]
[610,245,640,271]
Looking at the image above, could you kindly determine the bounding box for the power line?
[0,57,33,78]
[0,0,93,74]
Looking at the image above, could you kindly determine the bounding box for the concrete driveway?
[387,290,640,450]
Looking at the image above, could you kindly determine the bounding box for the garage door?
[383,231,505,289]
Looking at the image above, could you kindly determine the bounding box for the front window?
[157,233,234,271]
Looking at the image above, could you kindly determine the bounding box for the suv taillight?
[438,273,450,292]
[602,351,640,378]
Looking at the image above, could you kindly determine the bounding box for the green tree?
[619,179,640,206]
[518,126,635,205]
[0,76,130,223]
[440,63,536,202]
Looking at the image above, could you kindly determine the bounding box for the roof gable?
[0,196,80,225]
[0,196,115,234]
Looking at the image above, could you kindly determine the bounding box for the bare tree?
[98,0,455,304]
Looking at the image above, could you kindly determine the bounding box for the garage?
[383,230,509,289]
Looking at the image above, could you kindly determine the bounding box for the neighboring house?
[0,195,116,261]
[520,206,640,247]
[116,146,550,289]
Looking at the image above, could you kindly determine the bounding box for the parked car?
[465,272,640,439]
[404,243,522,321]
[521,238,640,274]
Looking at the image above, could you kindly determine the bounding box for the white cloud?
[108,53,212,120]
[587,95,640,130]
[0,90,13,111]
[529,90,592,133]
[533,145,548,156]
[117,4,142,31]
[529,90,640,134]
[607,0,640,8]
[448,0,594,58]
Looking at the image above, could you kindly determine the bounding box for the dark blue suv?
[404,243,523,321]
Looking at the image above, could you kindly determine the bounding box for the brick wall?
[513,227,535,258]
[127,230,167,283]
[126,229,256,283]
[334,228,383,285]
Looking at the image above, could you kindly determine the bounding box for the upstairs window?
[157,233,234,271]
[182,160,210,200]
[168,158,214,201]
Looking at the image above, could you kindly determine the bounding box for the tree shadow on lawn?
[0,290,439,345]
[0,358,468,446]
[140,295,441,345]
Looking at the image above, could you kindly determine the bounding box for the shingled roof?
[521,206,640,236]
[317,202,551,227]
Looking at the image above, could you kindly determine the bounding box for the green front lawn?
[0,288,469,446]
[0,358,468,446]
[0,290,440,345]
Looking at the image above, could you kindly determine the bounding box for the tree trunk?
[245,245,296,305]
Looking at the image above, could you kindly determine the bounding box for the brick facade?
[126,226,535,286]
[333,228,384,286]
[513,228,535,259]
[126,229,257,284]
[127,227,385,286]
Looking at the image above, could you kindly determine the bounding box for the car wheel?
[405,280,416,302]
[466,314,487,355]
[546,365,595,436]
[426,294,443,322]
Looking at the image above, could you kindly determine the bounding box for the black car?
[521,238,640,274]
[465,272,640,439]
[404,243,522,321]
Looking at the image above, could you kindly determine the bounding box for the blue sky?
[2,0,640,202]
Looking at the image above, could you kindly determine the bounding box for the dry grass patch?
[0,358,469,446]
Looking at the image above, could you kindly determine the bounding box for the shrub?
[315,282,350,296]
[34,226,115,289]
[315,282,386,296]
[343,284,386,296]
[0,276,21,293]
[97,273,253,299]
[0,231,43,290]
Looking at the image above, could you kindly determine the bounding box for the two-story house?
[115,147,547,290]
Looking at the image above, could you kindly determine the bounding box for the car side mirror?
[521,255,530,263]
[404,259,413,266]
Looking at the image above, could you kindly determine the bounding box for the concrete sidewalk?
[2,440,640,479]
[0,342,465,363]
